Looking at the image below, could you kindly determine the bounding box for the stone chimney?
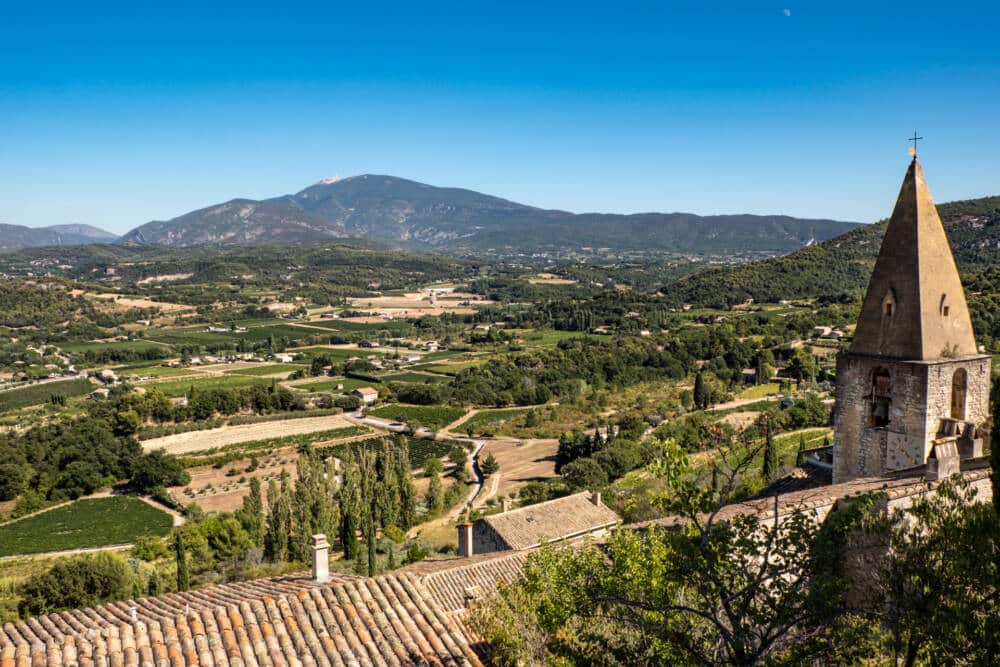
[501,497,511,513]
[311,534,330,583]
[590,491,602,507]
[457,522,474,557]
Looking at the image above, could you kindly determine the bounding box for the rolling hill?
[666,195,1000,307]
[0,223,116,251]
[119,174,860,256]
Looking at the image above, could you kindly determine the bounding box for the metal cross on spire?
[908,131,923,158]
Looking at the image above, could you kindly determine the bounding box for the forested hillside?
[667,195,1000,307]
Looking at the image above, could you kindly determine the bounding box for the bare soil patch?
[478,439,559,499]
[141,414,354,455]
[717,410,762,431]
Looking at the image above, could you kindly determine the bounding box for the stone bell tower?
[832,157,991,483]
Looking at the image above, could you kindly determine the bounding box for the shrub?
[18,552,132,616]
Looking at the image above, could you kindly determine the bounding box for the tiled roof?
[478,492,620,551]
[401,551,532,615]
[632,465,992,530]
[1,573,485,666]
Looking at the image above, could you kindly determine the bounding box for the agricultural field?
[226,363,305,376]
[318,435,466,470]
[142,414,361,455]
[0,377,93,412]
[455,408,530,435]
[736,382,782,400]
[410,360,485,376]
[115,364,197,379]
[58,340,171,355]
[0,497,173,557]
[290,377,374,393]
[145,374,275,398]
[367,404,467,430]
[378,372,451,384]
[476,438,560,501]
[513,328,604,348]
[291,346,385,361]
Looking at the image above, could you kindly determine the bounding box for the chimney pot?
[590,491,602,507]
[501,498,511,513]
[312,534,331,583]
[457,522,474,557]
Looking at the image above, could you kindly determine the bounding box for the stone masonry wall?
[833,355,929,482]
[920,356,991,462]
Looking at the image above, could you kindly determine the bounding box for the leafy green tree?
[472,437,846,665]
[130,450,190,492]
[787,348,819,383]
[880,478,1000,665]
[0,463,26,501]
[562,457,608,490]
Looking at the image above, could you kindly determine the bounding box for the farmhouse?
[274,353,294,363]
[352,386,379,405]
[457,491,620,557]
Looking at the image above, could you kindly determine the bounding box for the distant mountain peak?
[119,175,861,256]
[0,223,117,251]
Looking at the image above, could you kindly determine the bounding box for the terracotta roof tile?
[475,491,620,550]
[3,571,484,666]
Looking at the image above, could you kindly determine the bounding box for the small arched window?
[882,290,896,319]
[951,368,967,420]
[940,293,950,317]
[870,367,891,427]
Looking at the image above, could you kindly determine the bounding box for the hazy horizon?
[3,1,999,233]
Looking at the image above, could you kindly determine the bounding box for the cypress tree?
[239,477,265,547]
[292,445,319,562]
[425,458,444,515]
[762,420,778,483]
[147,569,160,596]
[694,372,710,410]
[396,440,418,529]
[355,448,379,577]
[796,433,807,466]
[339,450,361,560]
[264,472,293,562]
[174,533,189,592]
[375,440,400,529]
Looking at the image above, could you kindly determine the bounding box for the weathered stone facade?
[833,354,990,482]
[831,157,992,483]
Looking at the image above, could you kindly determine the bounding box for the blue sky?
[2,1,999,233]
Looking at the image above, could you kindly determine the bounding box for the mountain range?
[114,175,860,256]
[666,195,1000,307]
[0,223,117,251]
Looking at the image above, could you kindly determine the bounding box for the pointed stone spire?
[850,158,977,359]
